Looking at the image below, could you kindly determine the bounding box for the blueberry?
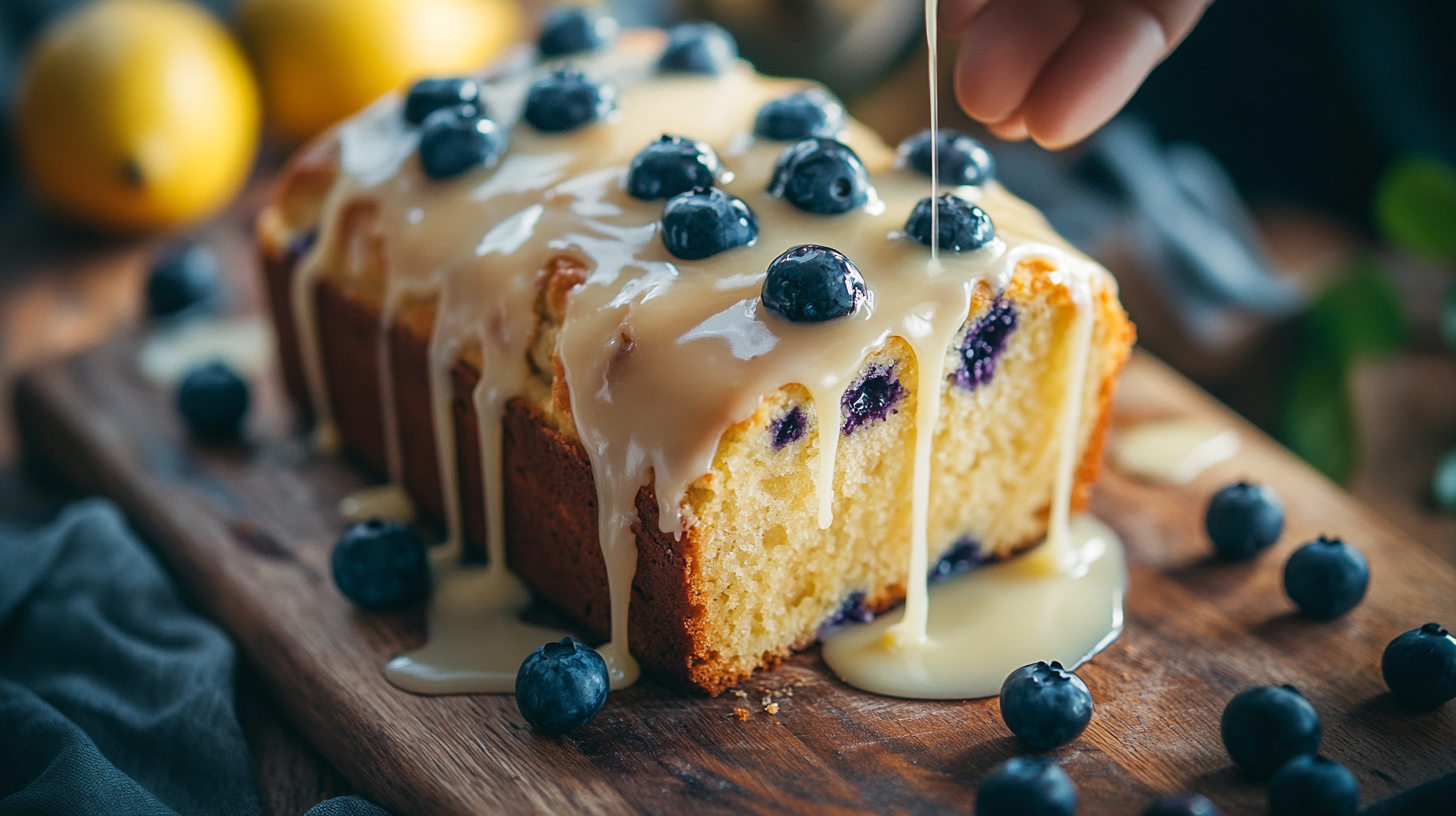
[1382,622,1456,709]
[1283,536,1369,619]
[975,756,1077,816]
[627,135,722,200]
[770,406,806,449]
[657,22,737,75]
[330,519,431,611]
[418,106,506,180]
[820,591,874,635]
[1268,755,1360,816]
[931,538,984,581]
[1143,793,1221,816]
[403,77,481,125]
[660,187,758,260]
[899,128,996,186]
[767,138,872,215]
[905,194,996,252]
[148,244,220,317]
[1205,481,1285,560]
[1220,684,1322,779]
[753,88,845,141]
[761,244,867,322]
[953,299,1017,391]
[999,660,1094,750]
[537,5,617,58]
[840,364,905,434]
[515,637,610,732]
[523,66,615,133]
[177,361,249,441]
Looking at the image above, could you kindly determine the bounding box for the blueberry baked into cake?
[257,13,1135,695]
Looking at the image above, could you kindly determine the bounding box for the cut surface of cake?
[257,27,1135,696]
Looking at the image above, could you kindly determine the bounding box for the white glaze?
[1111,418,1239,485]
[138,316,275,386]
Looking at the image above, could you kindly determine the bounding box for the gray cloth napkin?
[0,499,260,816]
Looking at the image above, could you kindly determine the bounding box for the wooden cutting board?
[16,316,1456,815]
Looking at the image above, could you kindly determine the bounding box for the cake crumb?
[732,690,747,698]
[1122,673,1131,682]
[765,702,780,715]
[762,696,773,707]
[733,707,750,721]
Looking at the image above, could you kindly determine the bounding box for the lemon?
[237,0,522,143]
[14,0,261,232]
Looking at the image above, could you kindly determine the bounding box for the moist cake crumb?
[733,707,750,721]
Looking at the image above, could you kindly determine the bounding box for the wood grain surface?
[15,324,1456,814]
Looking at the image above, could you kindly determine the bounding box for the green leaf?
[1375,154,1456,261]
[1279,346,1357,483]
[1305,257,1407,361]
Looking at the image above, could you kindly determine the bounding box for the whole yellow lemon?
[14,0,261,232]
[237,0,522,143]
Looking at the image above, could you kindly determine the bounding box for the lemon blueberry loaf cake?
[257,16,1135,695]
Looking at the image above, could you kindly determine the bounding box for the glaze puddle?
[1112,418,1239,485]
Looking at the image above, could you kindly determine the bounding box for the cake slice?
[257,27,1134,695]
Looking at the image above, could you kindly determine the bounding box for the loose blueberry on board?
[403,77,481,125]
[523,66,615,133]
[753,88,846,141]
[1143,793,1221,816]
[999,660,1094,750]
[899,128,996,186]
[1220,684,1322,779]
[659,187,758,260]
[761,244,867,323]
[657,21,738,74]
[1268,755,1360,816]
[840,364,905,434]
[767,138,872,215]
[515,637,611,732]
[1205,481,1285,560]
[905,194,996,252]
[1283,536,1370,619]
[975,756,1077,816]
[627,135,722,200]
[418,106,506,180]
[330,519,431,611]
[537,4,618,58]
[177,361,249,441]
[953,299,1017,391]
[147,243,221,317]
[1382,622,1456,709]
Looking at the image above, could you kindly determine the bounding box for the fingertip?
[985,114,1029,142]
[952,0,1084,125]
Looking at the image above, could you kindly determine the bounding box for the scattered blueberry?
[899,128,996,186]
[953,299,1017,391]
[418,106,506,180]
[403,77,481,125]
[627,135,722,200]
[761,244,867,323]
[1220,684,1322,779]
[1283,536,1370,619]
[767,138,872,215]
[537,5,618,58]
[753,88,845,141]
[658,21,738,74]
[975,756,1077,816]
[999,660,1094,750]
[1382,622,1456,709]
[147,244,220,317]
[840,364,905,434]
[931,538,984,581]
[330,519,431,611]
[771,406,806,449]
[515,637,610,732]
[1143,793,1221,816]
[523,66,615,133]
[1205,481,1285,561]
[177,361,249,441]
[660,187,758,260]
[1268,755,1360,816]
[905,194,996,252]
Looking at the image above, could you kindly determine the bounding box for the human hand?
[941,0,1213,149]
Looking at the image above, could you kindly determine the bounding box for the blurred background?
[0,0,1454,569]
